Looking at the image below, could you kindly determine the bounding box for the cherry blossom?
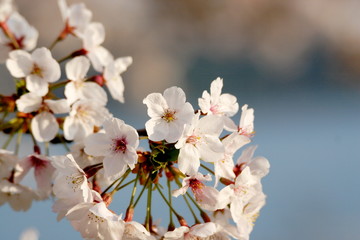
[6,47,60,96]
[0,149,18,179]
[143,86,194,143]
[0,0,13,22]
[0,179,36,211]
[64,56,107,105]
[103,56,132,103]
[58,0,92,37]
[175,114,224,175]
[84,117,139,178]
[16,154,55,199]
[0,12,38,63]
[66,201,124,240]
[63,99,111,141]
[173,173,220,211]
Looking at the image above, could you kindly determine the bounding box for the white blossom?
[6,47,60,96]
[143,86,194,143]
[64,56,107,105]
[0,12,38,63]
[0,179,36,211]
[175,114,224,175]
[63,99,111,141]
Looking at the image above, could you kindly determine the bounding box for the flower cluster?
[0,1,270,239]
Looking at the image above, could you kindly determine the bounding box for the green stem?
[110,169,131,194]
[101,177,121,196]
[128,173,140,206]
[133,176,150,208]
[14,128,23,155]
[45,142,49,156]
[200,163,215,175]
[182,194,200,224]
[167,179,174,226]
[115,179,136,191]
[49,80,70,91]
[2,128,16,149]
[145,182,153,231]
[156,184,181,218]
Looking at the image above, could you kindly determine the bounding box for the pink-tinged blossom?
[6,47,60,96]
[84,117,139,178]
[63,99,111,141]
[0,179,36,211]
[66,201,124,240]
[173,173,220,211]
[198,77,239,130]
[16,154,55,199]
[0,149,19,179]
[175,114,224,175]
[65,56,107,106]
[143,86,194,143]
[0,12,38,63]
[58,0,92,37]
[227,104,255,138]
[235,145,270,178]
[103,56,132,103]
[16,93,69,142]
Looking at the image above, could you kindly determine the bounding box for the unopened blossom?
[198,77,238,130]
[63,99,111,141]
[16,154,55,199]
[6,47,60,96]
[58,0,92,37]
[175,114,224,175]
[0,12,38,63]
[16,93,69,142]
[173,173,220,211]
[0,149,18,179]
[143,86,194,143]
[123,221,156,240]
[65,56,107,105]
[84,117,139,178]
[103,56,132,103]
[0,179,36,211]
[0,0,13,22]
[66,201,124,240]
[81,22,113,72]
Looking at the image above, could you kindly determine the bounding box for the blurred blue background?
[1,0,360,239]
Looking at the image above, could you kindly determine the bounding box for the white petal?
[143,93,167,118]
[178,144,200,175]
[31,112,59,142]
[32,47,60,83]
[163,86,186,110]
[66,56,90,81]
[16,92,42,113]
[6,50,32,77]
[26,75,49,96]
[45,99,69,114]
[84,133,112,157]
[145,119,168,142]
[115,56,132,73]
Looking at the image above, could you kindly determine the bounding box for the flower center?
[113,138,127,153]
[31,64,43,78]
[162,109,176,123]
[186,135,200,145]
